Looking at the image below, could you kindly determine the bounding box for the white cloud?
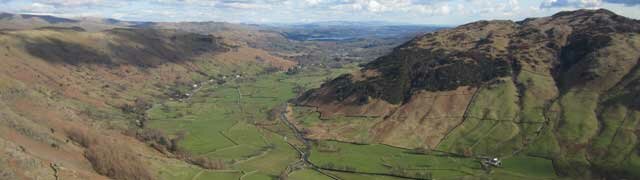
[154,0,217,6]
[328,0,456,15]
[604,0,640,6]
[304,0,323,6]
[540,0,602,8]
[34,0,105,7]
[1,0,639,25]
[217,2,271,9]
[20,2,56,12]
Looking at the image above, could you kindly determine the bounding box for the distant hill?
[0,12,152,31]
[144,21,441,66]
[296,9,640,179]
[0,12,441,67]
[269,22,445,41]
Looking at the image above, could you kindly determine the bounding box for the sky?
[0,0,639,25]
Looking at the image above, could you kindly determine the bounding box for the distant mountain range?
[0,12,147,31]
[264,21,446,41]
[268,20,448,27]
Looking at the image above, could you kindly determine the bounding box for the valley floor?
[145,65,559,180]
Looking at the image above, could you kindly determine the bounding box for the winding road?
[278,103,341,180]
[278,103,443,180]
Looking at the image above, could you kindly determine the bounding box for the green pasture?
[146,66,357,179]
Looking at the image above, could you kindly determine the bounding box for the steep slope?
[0,12,151,31]
[0,26,295,179]
[151,21,441,67]
[295,9,640,178]
[0,13,435,180]
[1,12,441,69]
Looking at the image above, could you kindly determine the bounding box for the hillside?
[0,12,151,31]
[295,9,640,179]
[0,12,441,67]
[149,21,441,67]
[0,24,298,179]
[3,8,638,180]
[0,11,445,179]
[0,12,440,179]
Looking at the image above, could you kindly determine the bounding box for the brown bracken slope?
[296,9,640,179]
[0,25,295,179]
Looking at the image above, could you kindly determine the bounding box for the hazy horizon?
[1,0,639,26]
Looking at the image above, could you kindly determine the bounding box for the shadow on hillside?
[106,28,228,67]
[25,38,114,66]
[24,28,229,67]
[20,14,80,24]
[35,26,86,32]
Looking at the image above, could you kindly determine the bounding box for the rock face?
[296,9,640,178]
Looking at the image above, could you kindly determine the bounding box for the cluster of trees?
[409,147,430,155]
[267,105,285,122]
[244,144,276,159]
[131,128,228,170]
[390,167,432,180]
[317,143,341,153]
[131,128,182,154]
[66,128,154,180]
[321,162,357,172]
[120,98,152,127]
[292,85,306,96]
[190,157,225,170]
[285,66,302,75]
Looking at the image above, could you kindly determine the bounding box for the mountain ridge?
[1,8,638,180]
[294,8,640,179]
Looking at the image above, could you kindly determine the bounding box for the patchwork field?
[289,76,559,180]
[2,9,639,180]
[307,140,557,180]
[147,65,557,180]
[146,66,357,179]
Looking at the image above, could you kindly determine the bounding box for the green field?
[310,140,479,179]
[154,161,243,180]
[146,66,561,179]
[437,78,523,156]
[326,171,407,180]
[146,66,356,179]
[498,156,557,178]
[289,169,333,180]
[308,140,557,180]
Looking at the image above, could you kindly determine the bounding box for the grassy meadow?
[289,76,559,180]
[146,66,357,179]
[146,65,561,179]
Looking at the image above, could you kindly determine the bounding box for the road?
[278,103,436,180]
[278,103,341,180]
